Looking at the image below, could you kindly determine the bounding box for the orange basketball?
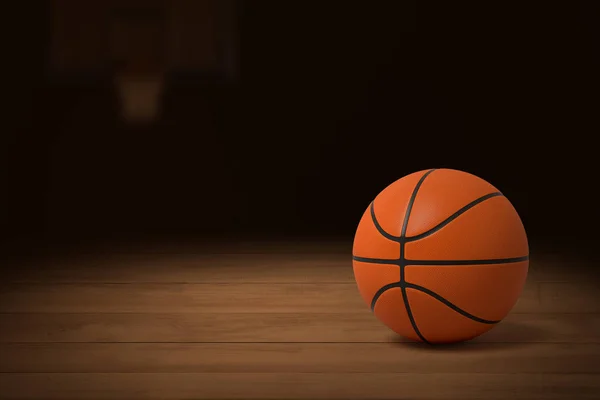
[352,168,529,344]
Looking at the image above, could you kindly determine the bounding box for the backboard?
[48,0,238,123]
[48,0,239,82]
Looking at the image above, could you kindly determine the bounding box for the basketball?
[352,168,529,344]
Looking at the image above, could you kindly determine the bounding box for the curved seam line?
[400,170,436,237]
[405,191,504,242]
[400,285,425,342]
[370,282,499,325]
[370,281,399,310]
[397,169,436,344]
[369,202,402,242]
[404,282,500,324]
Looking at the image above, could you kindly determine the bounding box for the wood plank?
[4,254,355,283]
[540,282,600,312]
[1,342,598,373]
[8,261,579,284]
[5,250,585,284]
[1,312,598,343]
[0,372,598,399]
[2,281,596,314]
[529,258,599,282]
[3,240,353,256]
[0,283,365,313]
[0,282,546,313]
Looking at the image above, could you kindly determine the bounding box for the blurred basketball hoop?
[110,6,166,125]
[115,72,164,124]
[50,1,239,122]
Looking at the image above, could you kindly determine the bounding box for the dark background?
[2,1,598,256]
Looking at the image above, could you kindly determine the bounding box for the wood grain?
[0,279,516,310]
[3,249,582,284]
[4,254,355,283]
[0,283,365,313]
[2,280,597,313]
[540,282,600,312]
[531,260,597,282]
[1,312,597,343]
[1,372,599,400]
[0,246,597,400]
[1,342,599,373]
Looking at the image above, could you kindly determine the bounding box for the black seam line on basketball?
[352,255,399,265]
[367,169,437,243]
[401,286,430,343]
[404,255,530,265]
[404,282,500,324]
[400,169,436,238]
[405,192,504,242]
[369,202,402,242]
[352,255,529,266]
[398,169,436,345]
[369,282,499,325]
[370,282,399,310]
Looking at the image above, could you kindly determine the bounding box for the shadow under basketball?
[390,319,547,352]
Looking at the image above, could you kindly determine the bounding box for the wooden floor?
[0,241,599,399]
